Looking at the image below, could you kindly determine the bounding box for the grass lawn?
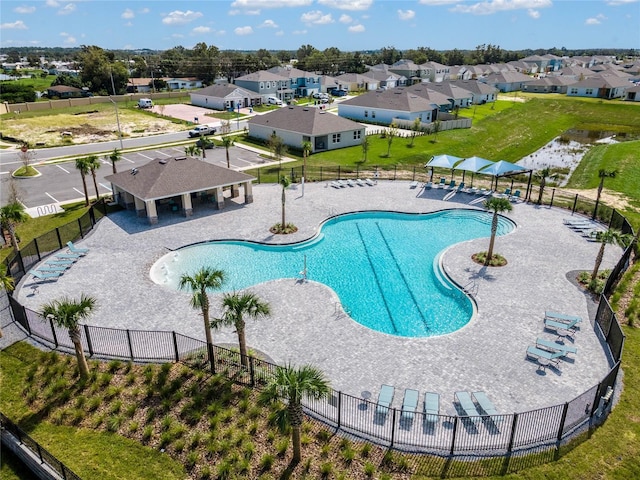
[1,74,56,94]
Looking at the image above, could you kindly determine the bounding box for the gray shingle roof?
[235,71,288,82]
[340,88,445,111]
[191,84,259,98]
[104,157,255,201]
[247,105,363,135]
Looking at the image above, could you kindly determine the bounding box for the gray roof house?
[566,74,633,99]
[105,157,256,224]
[335,72,380,91]
[624,85,640,102]
[190,84,262,111]
[421,82,474,108]
[338,88,447,126]
[522,76,578,94]
[234,71,290,102]
[361,69,406,89]
[247,105,365,153]
[479,71,534,92]
[447,79,498,104]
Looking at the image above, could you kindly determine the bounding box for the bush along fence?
[1,412,82,480]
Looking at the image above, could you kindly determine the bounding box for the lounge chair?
[330,181,341,189]
[39,265,68,272]
[67,241,89,255]
[472,391,499,416]
[29,270,63,281]
[454,391,481,421]
[545,311,582,324]
[536,338,578,355]
[55,253,81,260]
[563,218,593,226]
[437,177,446,188]
[346,179,357,187]
[365,178,376,186]
[355,179,366,186]
[46,260,75,266]
[424,181,433,189]
[526,345,566,366]
[499,188,511,198]
[409,181,419,189]
[401,389,419,421]
[511,190,521,201]
[376,384,395,415]
[423,392,440,422]
[545,317,580,332]
[337,180,349,187]
[444,180,456,190]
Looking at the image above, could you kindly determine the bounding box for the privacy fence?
[2,190,634,474]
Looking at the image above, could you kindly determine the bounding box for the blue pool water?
[150,210,514,337]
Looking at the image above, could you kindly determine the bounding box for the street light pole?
[110,68,124,150]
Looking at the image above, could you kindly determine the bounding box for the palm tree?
[40,294,96,379]
[593,169,617,220]
[0,264,15,339]
[591,229,631,281]
[0,202,28,251]
[262,364,331,463]
[87,155,101,202]
[178,267,225,348]
[107,148,121,174]
[185,144,202,159]
[534,166,558,205]
[222,135,235,168]
[280,175,291,227]
[212,291,270,367]
[75,157,91,206]
[483,197,512,266]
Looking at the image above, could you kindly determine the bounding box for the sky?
[1,0,639,52]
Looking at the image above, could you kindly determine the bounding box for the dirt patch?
[562,188,632,211]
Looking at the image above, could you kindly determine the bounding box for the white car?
[267,97,283,105]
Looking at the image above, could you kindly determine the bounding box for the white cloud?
[398,9,415,20]
[339,14,352,23]
[139,8,150,14]
[451,0,553,15]
[229,9,241,15]
[46,0,60,7]
[606,0,639,5]
[234,26,254,35]
[60,32,76,44]
[260,19,279,28]
[292,29,308,34]
[192,26,211,34]
[348,23,365,32]
[419,0,458,5]
[231,0,312,8]
[301,10,334,24]
[318,0,372,10]
[121,8,134,19]
[14,6,36,14]
[58,3,76,15]
[585,13,607,25]
[0,20,28,30]
[171,33,184,38]
[162,10,203,25]
[527,8,540,18]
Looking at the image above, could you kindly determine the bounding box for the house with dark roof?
[420,82,474,108]
[522,76,577,94]
[447,79,498,104]
[361,69,406,89]
[190,84,262,111]
[267,66,321,97]
[566,74,632,99]
[247,105,365,153]
[105,157,256,224]
[624,85,640,102]
[479,71,534,92]
[337,88,447,126]
[46,85,84,99]
[234,70,291,103]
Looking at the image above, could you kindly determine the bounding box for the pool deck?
[11,181,621,415]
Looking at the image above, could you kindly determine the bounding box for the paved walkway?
[10,182,620,416]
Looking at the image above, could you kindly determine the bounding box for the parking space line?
[99,183,112,192]
[169,147,184,154]
[235,157,254,166]
[56,165,70,173]
[138,153,154,160]
[154,150,171,157]
[122,156,135,163]
[45,192,58,202]
[73,187,85,196]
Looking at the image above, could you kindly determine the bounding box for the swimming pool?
[150,209,515,337]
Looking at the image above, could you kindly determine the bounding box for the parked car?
[196,137,215,149]
[330,88,348,97]
[312,92,328,99]
[138,98,153,109]
[188,125,216,137]
[267,96,283,105]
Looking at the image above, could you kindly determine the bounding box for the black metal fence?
[6,293,623,462]
[1,412,82,480]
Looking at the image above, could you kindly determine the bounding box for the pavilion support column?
[146,200,158,225]
[123,191,135,210]
[134,196,146,218]
[182,193,193,217]
[231,184,240,198]
[215,187,225,209]
[244,181,253,204]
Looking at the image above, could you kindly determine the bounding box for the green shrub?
[173,439,185,453]
[145,408,157,423]
[276,438,289,457]
[200,465,212,479]
[185,451,198,471]
[243,441,255,459]
[360,443,372,458]
[98,372,113,387]
[106,415,123,432]
[188,432,202,449]
[142,425,153,443]
[341,446,355,464]
[128,421,139,433]
[69,409,84,425]
[107,360,122,373]
[109,400,122,415]
[216,461,232,480]
[320,462,333,478]
[364,461,375,477]
[259,453,275,471]
[87,396,101,412]
[124,404,136,418]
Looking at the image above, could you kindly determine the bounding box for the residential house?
[267,66,321,97]
[361,69,405,89]
[522,76,577,94]
[126,77,154,93]
[507,60,540,75]
[566,74,632,99]
[247,105,365,153]
[624,85,640,102]
[335,73,379,91]
[234,70,290,102]
[555,65,595,80]
[165,78,203,91]
[448,79,498,104]
[318,74,340,94]
[46,85,84,98]
[338,88,446,126]
[190,84,262,111]
[421,61,451,82]
[479,71,534,92]
[421,82,474,108]
[387,59,424,84]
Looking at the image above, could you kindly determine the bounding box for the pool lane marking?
[56,164,70,173]
[375,222,429,331]
[354,222,398,334]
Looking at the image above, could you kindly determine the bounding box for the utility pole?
[109,67,124,150]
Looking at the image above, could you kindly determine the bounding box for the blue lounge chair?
[536,338,577,355]
[545,311,582,324]
[56,253,81,260]
[445,180,456,190]
[423,392,440,423]
[29,270,63,281]
[437,177,446,188]
[545,318,580,332]
[510,190,521,201]
[46,260,75,266]
[401,389,419,421]
[39,265,67,272]
[472,391,499,416]
[424,181,433,189]
[526,346,567,367]
[376,385,395,415]
[409,181,419,189]
[455,391,481,421]
[67,241,89,255]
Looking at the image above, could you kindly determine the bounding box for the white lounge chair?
[365,178,376,186]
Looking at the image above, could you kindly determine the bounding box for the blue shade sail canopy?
[425,154,463,169]
[479,160,527,176]
[454,156,494,173]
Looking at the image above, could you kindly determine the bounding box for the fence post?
[320,166,323,182]
[83,324,94,357]
[337,391,342,429]
[338,165,341,179]
[390,408,397,447]
[78,218,84,238]
[449,416,458,455]
[394,165,397,180]
[172,331,179,362]
[257,168,261,184]
[249,356,255,387]
[550,188,556,207]
[556,402,569,444]
[589,381,603,418]
[33,238,41,261]
[412,166,416,181]
[36,443,44,462]
[608,209,616,229]
[16,252,25,276]
[48,317,58,347]
[572,194,578,214]
[125,329,134,361]
[506,413,518,453]
[356,165,359,178]
[89,206,96,226]
[56,227,63,250]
